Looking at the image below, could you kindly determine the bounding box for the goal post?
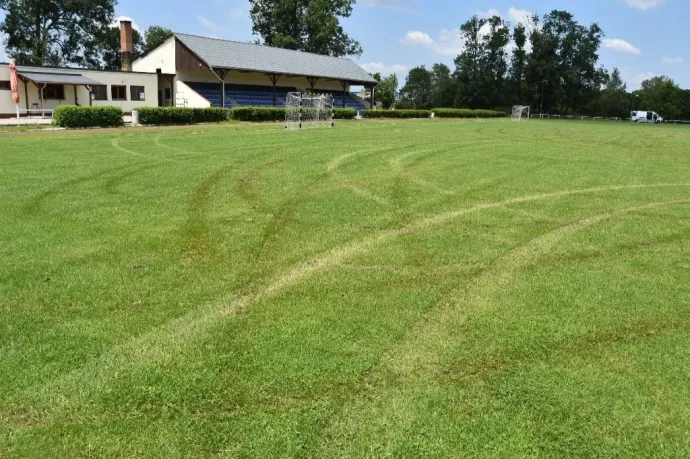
[511,105,530,122]
[285,92,335,130]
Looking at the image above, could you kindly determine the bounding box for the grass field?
[1,119,689,458]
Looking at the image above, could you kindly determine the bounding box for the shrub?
[334,108,357,120]
[137,107,229,125]
[432,108,507,118]
[230,107,286,122]
[53,105,124,128]
[363,109,432,119]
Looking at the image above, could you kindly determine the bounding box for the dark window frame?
[43,84,65,100]
[111,85,127,101]
[0,81,10,90]
[130,85,146,101]
[91,85,108,101]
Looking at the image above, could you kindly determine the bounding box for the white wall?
[176,80,211,108]
[0,64,158,115]
[132,36,176,74]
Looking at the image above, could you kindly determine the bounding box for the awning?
[18,71,101,86]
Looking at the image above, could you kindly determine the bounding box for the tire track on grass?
[111,135,182,163]
[311,199,690,454]
[6,183,690,429]
[23,164,139,215]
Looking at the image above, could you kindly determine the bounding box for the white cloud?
[507,7,533,26]
[662,56,683,64]
[112,15,142,33]
[478,8,501,18]
[621,69,655,89]
[359,62,409,76]
[400,28,464,56]
[229,8,247,18]
[602,38,641,55]
[197,16,217,29]
[401,30,433,47]
[621,0,664,11]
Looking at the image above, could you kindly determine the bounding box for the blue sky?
[1,0,687,89]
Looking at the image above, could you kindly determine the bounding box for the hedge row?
[231,107,285,122]
[433,108,506,118]
[137,107,229,125]
[53,105,124,128]
[230,107,358,122]
[363,109,432,119]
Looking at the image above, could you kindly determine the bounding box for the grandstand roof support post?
[212,69,228,108]
[370,84,376,110]
[267,73,281,106]
[307,77,318,93]
[340,80,347,108]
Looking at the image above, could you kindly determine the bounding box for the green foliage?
[334,108,357,119]
[143,26,173,53]
[0,0,116,67]
[53,105,124,128]
[248,0,362,57]
[432,108,505,118]
[96,26,145,71]
[399,66,433,109]
[137,107,229,125]
[364,109,431,119]
[637,76,684,119]
[231,107,286,122]
[430,63,456,109]
[376,74,398,108]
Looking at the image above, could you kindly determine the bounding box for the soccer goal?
[285,92,335,130]
[511,105,530,122]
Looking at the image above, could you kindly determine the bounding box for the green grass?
[1,119,689,458]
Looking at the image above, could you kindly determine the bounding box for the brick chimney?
[120,20,133,72]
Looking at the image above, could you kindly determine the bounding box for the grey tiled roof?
[17,71,101,85]
[175,33,377,84]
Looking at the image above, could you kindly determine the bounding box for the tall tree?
[429,63,455,108]
[482,15,510,108]
[248,0,362,57]
[0,0,115,66]
[96,26,144,71]
[638,76,683,119]
[399,66,432,109]
[454,15,488,109]
[599,68,627,117]
[509,23,528,105]
[376,73,398,109]
[143,26,173,53]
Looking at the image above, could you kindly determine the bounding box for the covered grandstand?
[133,33,377,110]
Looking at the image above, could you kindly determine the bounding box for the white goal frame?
[285,92,335,130]
[511,105,530,122]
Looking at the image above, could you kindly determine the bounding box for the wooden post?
[267,74,281,106]
[84,85,92,106]
[214,70,228,107]
[74,85,78,105]
[20,76,29,110]
[168,75,175,107]
[307,77,318,93]
[340,81,347,108]
[370,84,376,109]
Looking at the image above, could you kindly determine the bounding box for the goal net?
[285,92,335,130]
[511,105,530,122]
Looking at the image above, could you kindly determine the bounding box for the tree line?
[0,0,172,70]
[378,11,690,120]
[1,1,688,120]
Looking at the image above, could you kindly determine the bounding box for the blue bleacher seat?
[184,81,367,111]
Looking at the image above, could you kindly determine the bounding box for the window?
[91,85,107,101]
[0,81,10,90]
[130,86,145,101]
[111,85,127,101]
[43,84,65,99]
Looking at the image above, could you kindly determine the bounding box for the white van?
[630,111,663,124]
